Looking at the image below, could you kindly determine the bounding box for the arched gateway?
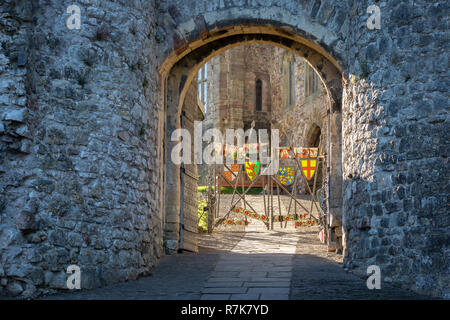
[160,25,344,254]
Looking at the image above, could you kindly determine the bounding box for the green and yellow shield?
[245,161,260,181]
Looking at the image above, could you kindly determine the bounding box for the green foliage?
[198,199,208,232]
[198,186,209,194]
[219,187,263,195]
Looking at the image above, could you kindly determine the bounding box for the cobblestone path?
[42,227,427,300]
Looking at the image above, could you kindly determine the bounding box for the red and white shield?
[224,164,239,182]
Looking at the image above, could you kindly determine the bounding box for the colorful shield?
[278,167,296,185]
[301,159,317,180]
[295,147,319,159]
[245,161,260,181]
[224,164,239,182]
[279,147,292,160]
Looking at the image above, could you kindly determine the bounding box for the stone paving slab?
[247,287,290,295]
[243,282,290,287]
[37,228,430,300]
[230,293,260,300]
[203,287,248,294]
[200,294,230,300]
[260,294,289,300]
[200,230,299,300]
[204,282,244,288]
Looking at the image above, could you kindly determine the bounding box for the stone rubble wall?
[341,0,449,298]
[0,0,162,298]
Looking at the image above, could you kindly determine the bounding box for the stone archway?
[159,24,344,254]
[305,123,322,148]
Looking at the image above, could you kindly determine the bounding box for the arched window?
[282,52,295,110]
[289,61,294,106]
[305,63,319,97]
[255,79,262,111]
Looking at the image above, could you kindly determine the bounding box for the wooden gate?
[179,92,204,252]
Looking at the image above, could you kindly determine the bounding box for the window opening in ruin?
[305,63,319,97]
[198,63,208,112]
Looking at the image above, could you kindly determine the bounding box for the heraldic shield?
[224,164,239,182]
[278,166,296,185]
[301,159,317,180]
[245,161,260,181]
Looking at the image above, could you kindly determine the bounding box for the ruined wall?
[204,44,330,195]
[0,0,161,298]
[205,44,275,131]
[271,53,334,247]
[274,58,329,194]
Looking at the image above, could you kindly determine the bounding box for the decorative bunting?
[278,147,292,159]
[234,207,269,222]
[295,219,317,228]
[295,147,319,158]
[216,218,249,226]
[272,213,312,222]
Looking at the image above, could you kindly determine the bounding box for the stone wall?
[0,0,162,298]
[341,0,449,298]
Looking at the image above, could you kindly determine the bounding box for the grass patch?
[198,186,209,194]
[219,186,263,194]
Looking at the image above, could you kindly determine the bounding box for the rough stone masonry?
[0,0,448,299]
